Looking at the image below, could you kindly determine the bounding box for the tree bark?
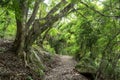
[13,0,74,57]
[13,0,27,55]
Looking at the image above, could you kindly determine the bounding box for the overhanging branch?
[26,3,74,47]
[80,1,120,18]
[46,3,74,23]
[46,0,67,17]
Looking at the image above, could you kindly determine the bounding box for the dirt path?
[45,55,88,80]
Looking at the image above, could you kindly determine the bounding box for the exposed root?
[21,47,50,79]
[23,51,30,68]
[16,46,53,79]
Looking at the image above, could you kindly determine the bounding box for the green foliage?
[26,76,33,80]
[0,8,16,39]
[42,0,120,79]
[0,0,120,79]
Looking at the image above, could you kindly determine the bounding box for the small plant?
[26,76,33,80]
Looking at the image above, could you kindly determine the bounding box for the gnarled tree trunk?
[13,0,74,56]
[12,1,74,72]
[12,0,74,76]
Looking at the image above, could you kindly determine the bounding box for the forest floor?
[0,39,42,80]
[0,39,88,80]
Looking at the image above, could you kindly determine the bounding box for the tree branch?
[45,3,74,23]
[69,8,88,19]
[80,1,120,18]
[46,0,67,17]
[26,3,74,47]
[26,0,42,28]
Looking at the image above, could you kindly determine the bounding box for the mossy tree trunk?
[12,0,74,57]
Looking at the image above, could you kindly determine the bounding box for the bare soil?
[0,39,42,80]
[0,39,88,80]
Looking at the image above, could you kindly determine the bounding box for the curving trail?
[45,55,88,80]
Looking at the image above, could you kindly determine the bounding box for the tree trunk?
[13,0,74,57]
[13,0,27,56]
[14,19,26,55]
